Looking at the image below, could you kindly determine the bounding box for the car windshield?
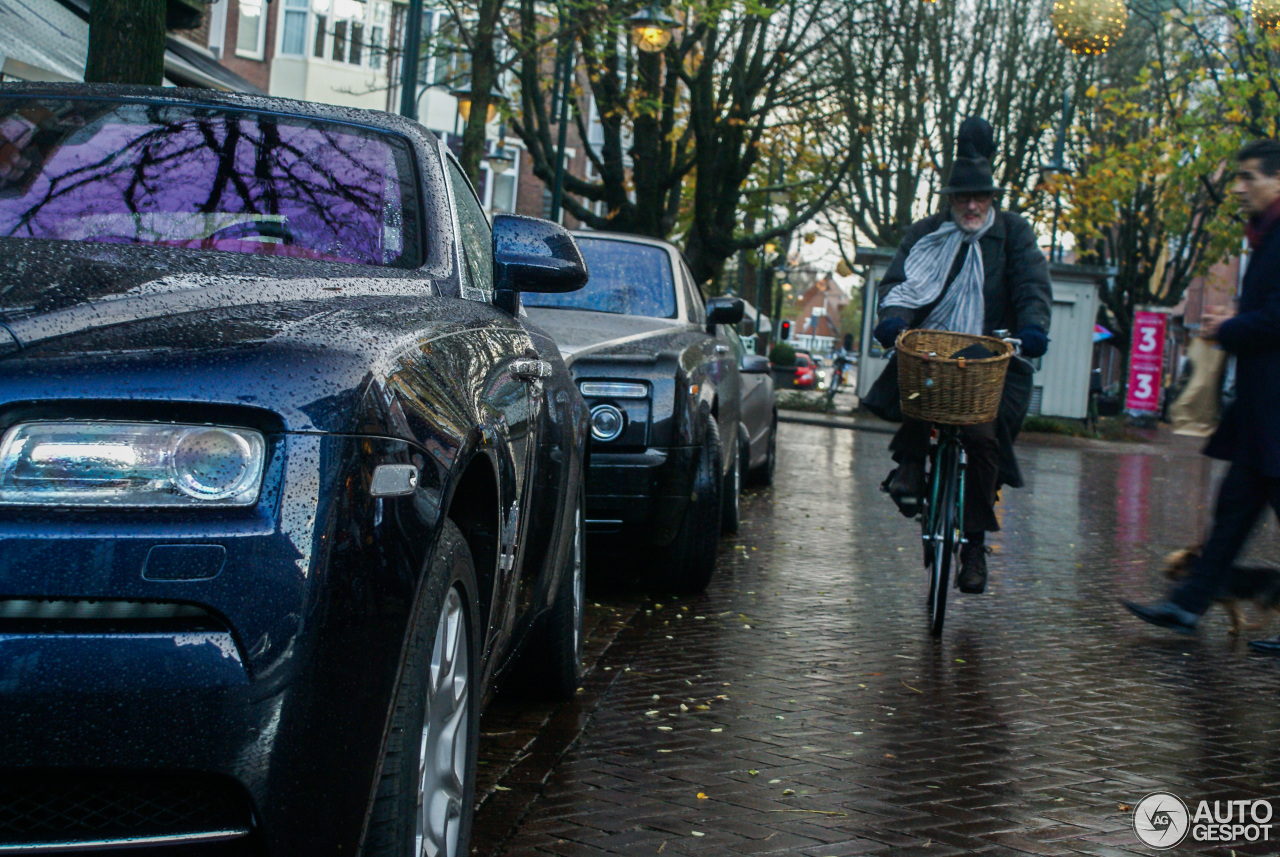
[0,97,420,267]
[522,236,676,318]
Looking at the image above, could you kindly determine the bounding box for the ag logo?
[1133,792,1190,849]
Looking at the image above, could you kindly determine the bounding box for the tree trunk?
[86,0,167,86]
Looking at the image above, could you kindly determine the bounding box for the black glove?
[1016,325,1048,358]
[874,317,909,350]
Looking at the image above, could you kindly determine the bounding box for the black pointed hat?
[940,117,1003,195]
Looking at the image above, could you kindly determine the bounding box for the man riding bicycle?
[863,117,1052,594]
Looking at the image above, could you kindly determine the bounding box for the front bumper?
[0,433,434,854]
[584,445,698,549]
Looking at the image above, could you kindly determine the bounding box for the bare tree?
[825,0,1084,250]
[508,0,852,284]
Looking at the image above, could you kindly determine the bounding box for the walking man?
[1125,139,1280,646]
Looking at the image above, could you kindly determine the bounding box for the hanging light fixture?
[629,2,678,53]
[1050,0,1127,55]
[451,84,506,124]
[1255,0,1280,30]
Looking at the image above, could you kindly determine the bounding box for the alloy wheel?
[416,586,470,857]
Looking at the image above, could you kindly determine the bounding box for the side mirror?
[492,214,589,314]
[705,297,744,333]
[740,354,771,374]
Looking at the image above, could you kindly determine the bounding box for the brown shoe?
[957,542,988,593]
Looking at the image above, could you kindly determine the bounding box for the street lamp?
[450,84,505,124]
[629,2,678,53]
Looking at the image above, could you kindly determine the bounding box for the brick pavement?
[473,423,1280,857]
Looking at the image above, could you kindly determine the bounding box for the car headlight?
[0,422,266,507]
[589,405,625,442]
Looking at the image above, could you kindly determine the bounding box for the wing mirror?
[705,297,744,333]
[492,214,589,314]
[740,354,771,374]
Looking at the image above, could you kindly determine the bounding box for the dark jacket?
[1204,219,1280,476]
[867,208,1052,488]
[876,209,1053,333]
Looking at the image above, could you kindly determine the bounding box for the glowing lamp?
[629,3,677,53]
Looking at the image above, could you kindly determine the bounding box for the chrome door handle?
[715,345,730,354]
[512,359,552,381]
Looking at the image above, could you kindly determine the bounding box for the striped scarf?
[881,209,995,335]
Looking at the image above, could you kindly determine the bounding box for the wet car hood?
[522,307,693,363]
[0,239,433,351]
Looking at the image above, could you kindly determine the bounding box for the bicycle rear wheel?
[927,441,959,637]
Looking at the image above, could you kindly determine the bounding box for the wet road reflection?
[475,424,1280,856]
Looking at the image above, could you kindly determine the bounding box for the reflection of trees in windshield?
[521,238,676,318]
[0,100,417,267]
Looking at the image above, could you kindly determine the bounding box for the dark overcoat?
[1204,219,1280,476]
[866,208,1053,488]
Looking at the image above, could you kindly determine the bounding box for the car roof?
[0,82,428,138]
[568,230,680,253]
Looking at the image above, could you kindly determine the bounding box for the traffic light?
[780,320,792,340]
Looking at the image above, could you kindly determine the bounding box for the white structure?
[854,247,1110,420]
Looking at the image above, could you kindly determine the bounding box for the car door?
[729,331,770,459]
[680,259,740,460]
[442,155,542,645]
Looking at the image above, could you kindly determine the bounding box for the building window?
[279,0,309,56]
[235,0,267,59]
[310,0,390,67]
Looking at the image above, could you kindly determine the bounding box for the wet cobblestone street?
[473,422,1280,857]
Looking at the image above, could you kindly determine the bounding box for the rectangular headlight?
[0,422,266,507]
[579,382,648,399]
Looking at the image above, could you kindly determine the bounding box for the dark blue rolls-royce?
[0,83,589,856]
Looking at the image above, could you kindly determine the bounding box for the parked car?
[728,336,778,486]
[522,232,744,593]
[0,83,590,857]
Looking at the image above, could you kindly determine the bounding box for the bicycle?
[823,354,851,407]
[896,330,1020,637]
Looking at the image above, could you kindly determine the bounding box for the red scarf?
[1245,196,1280,250]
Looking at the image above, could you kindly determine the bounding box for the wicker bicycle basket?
[895,329,1014,425]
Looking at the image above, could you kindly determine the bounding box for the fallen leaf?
[691,831,705,837]
[782,789,796,796]
[697,792,708,800]
[748,770,759,776]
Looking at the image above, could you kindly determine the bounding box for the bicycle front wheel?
[927,442,959,637]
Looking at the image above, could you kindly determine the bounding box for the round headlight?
[589,405,625,442]
[171,428,257,500]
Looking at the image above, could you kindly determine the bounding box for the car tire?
[365,518,479,857]
[721,427,742,535]
[750,412,777,486]
[653,415,722,594]
[522,494,585,701]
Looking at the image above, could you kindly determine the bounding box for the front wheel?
[721,428,742,535]
[926,444,959,638]
[366,519,479,857]
[749,413,777,487]
[538,495,585,700]
[653,415,722,594]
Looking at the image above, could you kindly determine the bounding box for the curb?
[778,410,897,434]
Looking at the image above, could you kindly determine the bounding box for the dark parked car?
[729,337,778,487]
[522,232,750,593]
[0,84,590,857]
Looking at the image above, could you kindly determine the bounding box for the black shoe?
[885,457,924,517]
[1248,635,1280,654]
[1122,599,1199,635]
[957,542,988,593]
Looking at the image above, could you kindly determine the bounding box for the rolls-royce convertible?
[0,83,589,857]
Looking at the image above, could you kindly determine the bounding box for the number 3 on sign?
[1138,326,1158,353]
[1134,373,1154,400]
